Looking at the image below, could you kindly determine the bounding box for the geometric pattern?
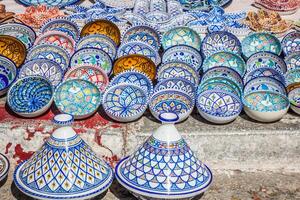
[178,0,231,11]
[17,0,81,8]
[244,77,286,96]
[243,67,285,86]
[284,68,300,86]
[0,55,17,93]
[0,153,9,182]
[281,31,300,56]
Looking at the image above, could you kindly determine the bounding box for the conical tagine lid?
[115,112,213,199]
[14,114,114,200]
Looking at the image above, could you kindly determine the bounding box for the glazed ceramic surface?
[0,55,17,96]
[281,31,300,56]
[17,0,81,8]
[0,35,26,67]
[113,55,156,80]
[285,68,300,86]
[202,51,246,76]
[241,32,281,59]
[102,83,148,122]
[117,41,161,65]
[0,153,9,182]
[19,59,63,88]
[200,31,241,58]
[64,65,109,92]
[0,23,36,49]
[162,26,201,50]
[162,45,202,71]
[76,34,117,60]
[178,0,232,11]
[7,76,53,118]
[244,77,286,95]
[198,81,240,98]
[254,0,300,14]
[70,47,113,75]
[243,67,285,85]
[287,83,300,108]
[27,44,70,72]
[285,52,300,71]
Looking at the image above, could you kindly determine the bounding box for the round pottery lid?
[14,114,114,200]
[115,113,212,199]
[0,153,10,182]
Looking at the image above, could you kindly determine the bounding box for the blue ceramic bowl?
[198,81,241,98]
[178,0,232,11]
[7,76,53,118]
[244,77,286,96]
[285,52,300,71]
[17,0,82,8]
[285,68,300,86]
[281,31,300,56]
[0,56,17,96]
[287,83,300,115]
[243,67,285,86]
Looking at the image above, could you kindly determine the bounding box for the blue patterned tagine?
[14,113,114,200]
[0,55,17,96]
[243,67,285,86]
[54,79,101,119]
[0,153,9,182]
[115,112,212,199]
[285,68,300,86]
[102,83,148,122]
[285,52,300,71]
[0,23,36,49]
[281,31,300,57]
[17,0,82,8]
[19,59,63,89]
[244,77,286,96]
[178,0,232,11]
[7,76,53,118]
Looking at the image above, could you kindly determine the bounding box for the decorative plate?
[241,32,281,59]
[254,0,300,14]
[0,153,9,182]
[117,41,161,65]
[243,67,285,85]
[162,45,202,72]
[178,0,232,11]
[7,76,53,118]
[19,59,63,88]
[162,26,201,50]
[102,83,148,122]
[0,55,17,96]
[17,0,82,8]
[70,47,113,75]
[281,31,300,56]
[0,23,36,49]
[54,79,101,119]
[80,19,121,46]
[200,31,241,58]
[34,30,75,55]
[76,34,117,60]
[157,61,200,85]
[202,51,246,76]
[113,54,156,80]
[285,68,300,86]
[285,52,300,71]
[0,35,26,67]
[287,83,300,107]
[244,76,286,95]
[64,65,109,92]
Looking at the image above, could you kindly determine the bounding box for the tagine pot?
[115,112,213,199]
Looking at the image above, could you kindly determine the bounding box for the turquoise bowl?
[285,68,300,86]
[244,77,286,96]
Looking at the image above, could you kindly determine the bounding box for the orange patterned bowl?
[0,35,26,67]
[80,19,121,46]
[113,54,156,80]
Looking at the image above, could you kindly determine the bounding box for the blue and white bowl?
[287,83,300,115]
[198,80,241,98]
[0,55,17,96]
[243,67,285,86]
[285,68,300,86]
[244,77,286,96]
[281,31,300,57]
[285,51,300,71]
[0,153,9,182]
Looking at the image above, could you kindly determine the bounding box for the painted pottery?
[198,81,240,98]
[243,67,285,85]
[287,83,300,115]
[281,31,300,56]
[285,68,300,86]
[7,76,53,118]
[0,56,17,96]
[254,0,300,14]
[285,52,300,71]
[178,0,232,11]
[0,4,14,22]
[14,113,114,199]
[0,153,9,182]
[244,77,286,95]
[17,0,82,8]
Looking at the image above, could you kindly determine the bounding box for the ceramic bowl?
[27,44,70,72]
[285,51,300,71]
[285,68,300,86]
[149,89,195,123]
[200,31,241,58]
[244,77,286,96]
[102,83,148,122]
[0,56,17,96]
[70,47,113,75]
[243,67,285,85]
[64,65,109,92]
[19,59,63,89]
[196,90,242,124]
[0,35,26,67]
[162,45,202,71]
[0,22,36,49]
[113,54,156,80]
[287,83,300,115]
[243,91,289,122]
[157,61,200,85]
[281,31,300,57]
[117,41,161,65]
[76,34,117,60]
[80,19,121,46]
[246,52,287,75]
[17,0,82,8]
[241,32,281,59]
[254,0,299,14]
[162,26,201,50]
[7,76,54,118]
[0,153,9,182]
[178,0,231,11]
[202,51,246,77]
[198,81,241,98]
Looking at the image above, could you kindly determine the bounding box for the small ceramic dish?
[244,76,286,95]
[285,51,300,71]
[196,89,242,124]
[162,26,201,50]
[0,35,26,67]
[0,55,17,96]
[18,59,63,88]
[117,41,161,65]
[70,47,113,75]
[76,34,117,60]
[102,83,148,122]
[80,19,121,46]
[162,45,202,71]
[281,31,300,56]
[113,54,156,80]
[17,0,82,8]
[157,61,200,85]
[200,31,241,58]
[246,52,287,74]
[54,79,101,119]
[64,64,109,92]
[7,76,53,118]
[241,32,281,59]
[0,153,9,182]
[254,0,300,15]
[202,51,246,77]
[243,67,285,85]
[285,68,300,86]
[0,22,36,49]
[149,89,195,123]
[287,82,300,115]
[243,91,289,122]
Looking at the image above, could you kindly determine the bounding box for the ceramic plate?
[17,0,81,8]
[285,52,300,71]
[281,31,300,56]
[0,56,17,96]
[0,153,9,182]
[244,67,285,85]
